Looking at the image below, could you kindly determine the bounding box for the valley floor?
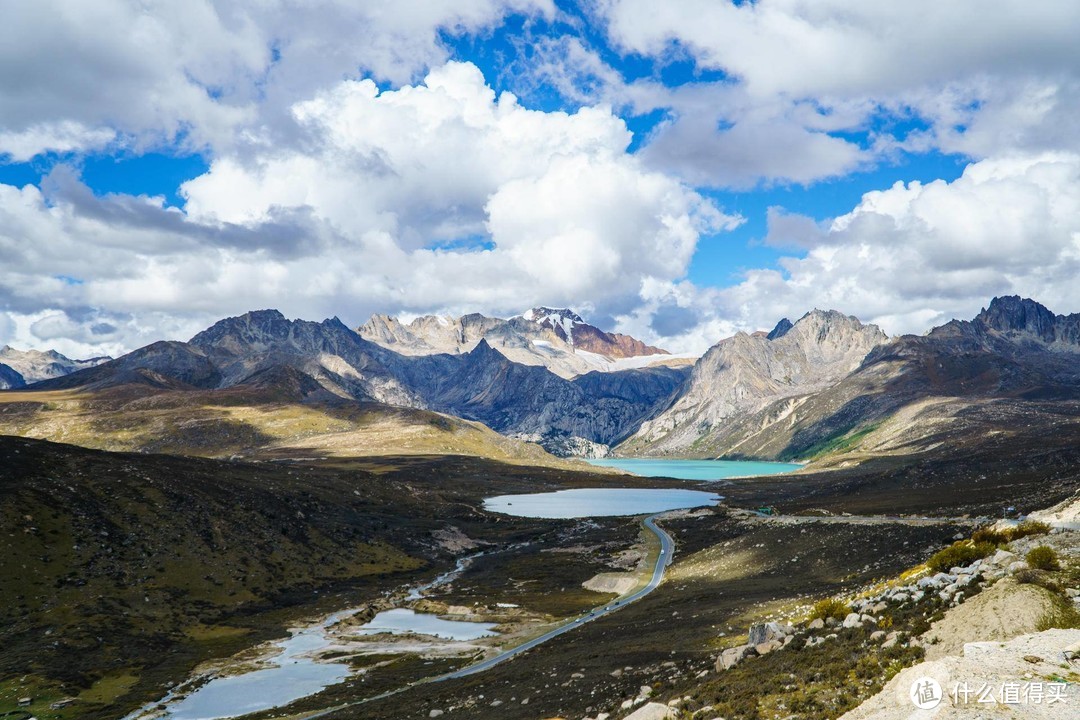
[4,432,1080,720]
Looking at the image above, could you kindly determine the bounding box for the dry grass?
[0,386,583,468]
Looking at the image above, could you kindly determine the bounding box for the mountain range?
[7,296,1080,463]
[359,306,689,379]
[0,345,109,389]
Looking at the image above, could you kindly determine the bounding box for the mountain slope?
[418,339,687,452]
[628,296,1080,463]
[623,309,888,456]
[0,362,23,390]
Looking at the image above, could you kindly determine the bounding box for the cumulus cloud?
[713,153,1080,336]
[574,1,1080,185]
[0,0,552,158]
[0,62,737,355]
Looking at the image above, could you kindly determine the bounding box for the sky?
[2,1,1080,359]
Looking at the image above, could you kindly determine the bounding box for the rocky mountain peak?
[521,307,585,344]
[766,318,793,340]
[975,296,1058,340]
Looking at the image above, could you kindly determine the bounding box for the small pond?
[483,487,722,518]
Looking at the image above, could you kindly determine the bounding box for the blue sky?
[1,1,1079,357]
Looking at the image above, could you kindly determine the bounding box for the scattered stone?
[808,618,825,630]
[1008,560,1031,574]
[428,710,444,718]
[843,612,863,628]
[869,630,886,642]
[1023,655,1043,663]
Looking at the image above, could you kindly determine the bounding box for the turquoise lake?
[585,458,802,481]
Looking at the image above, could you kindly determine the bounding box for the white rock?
[623,702,676,720]
[843,613,863,628]
[990,549,1017,566]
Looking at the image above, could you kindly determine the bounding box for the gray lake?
[483,487,722,518]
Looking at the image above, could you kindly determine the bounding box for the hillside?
[0,435,638,720]
[0,382,580,468]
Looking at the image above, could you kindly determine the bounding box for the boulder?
[716,644,756,671]
[1008,561,1031,575]
[807,618,825,630]
[843,613,863,628]
[754,640,782,656]
[869,630,886,642]
[624,702,675,720]
[990,549,1017,567]
[748,621,789,645]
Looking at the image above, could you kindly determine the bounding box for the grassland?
[0,385,583,468]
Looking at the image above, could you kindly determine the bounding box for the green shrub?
[1014,568,1062,593]
[1011,520,1052,540]
[809,597,851,622]
[1037,595,1080,631]
[1026,545,1060,571]
[927,541,995,572]
[971,527,1011,545]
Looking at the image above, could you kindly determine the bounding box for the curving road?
[302,513,675,718]
[442,513,673,679]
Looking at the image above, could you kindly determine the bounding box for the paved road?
[302,513,675,718]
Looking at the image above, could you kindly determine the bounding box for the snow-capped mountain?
[359,308,684,379]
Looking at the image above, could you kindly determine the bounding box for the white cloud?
[0,0,553,158]
[713,152,1080,337]
[570,1,1080,186]
[0,62,736,355]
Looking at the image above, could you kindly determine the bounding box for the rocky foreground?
[583,499,1080,720]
